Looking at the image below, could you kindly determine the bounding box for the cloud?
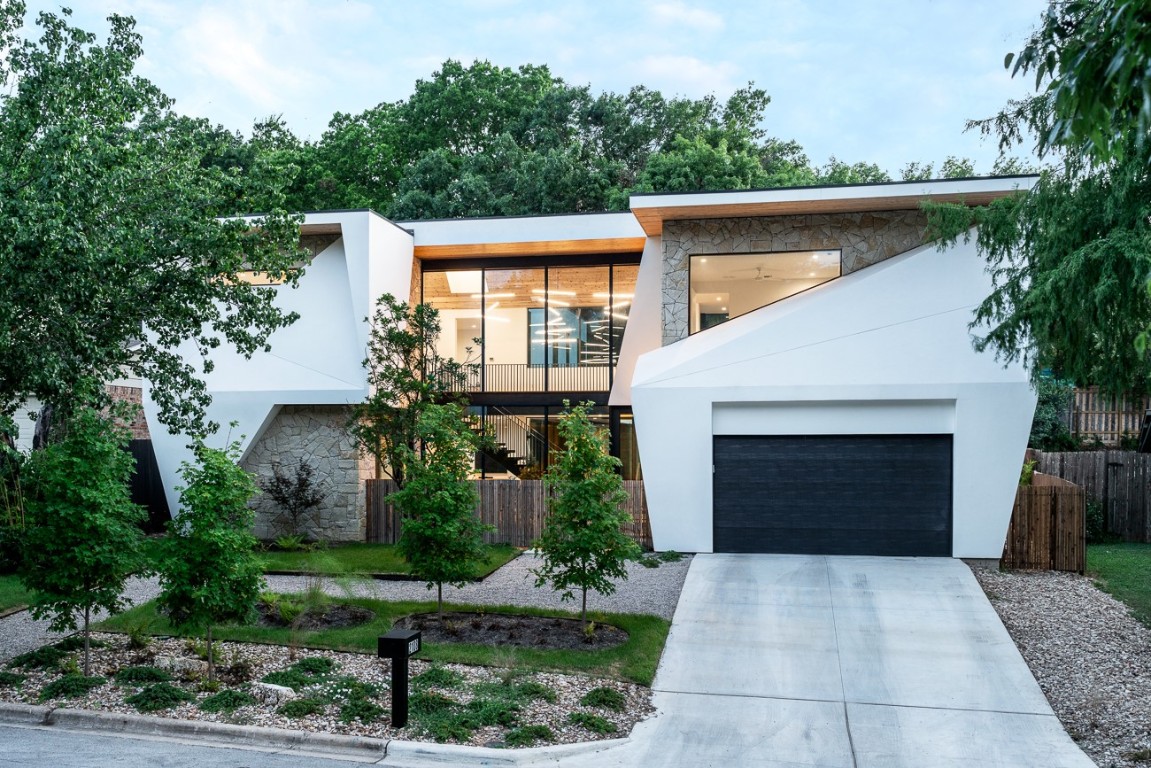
[635,54,739,96]
[649,1,724,32]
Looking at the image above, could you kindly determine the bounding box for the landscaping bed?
[0,632,653,747]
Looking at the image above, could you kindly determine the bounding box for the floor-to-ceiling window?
[423,258,638,394]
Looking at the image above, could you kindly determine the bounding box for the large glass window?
[688,250,840,334]
[423,261,634,392]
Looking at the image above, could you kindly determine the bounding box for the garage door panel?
[713,435,952,556]
[713,526,952,556]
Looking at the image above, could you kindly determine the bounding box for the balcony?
[449,363,612,394]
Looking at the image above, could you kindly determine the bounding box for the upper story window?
[688,250,840,334]
[422,259,638,393]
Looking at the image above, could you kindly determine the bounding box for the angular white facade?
[630,235,1035,558]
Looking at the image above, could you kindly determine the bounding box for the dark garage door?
[713,434,952,556]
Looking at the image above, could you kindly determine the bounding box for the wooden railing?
[447,363,611,393]
[366,478,651,549]
[1003,473,1085,573]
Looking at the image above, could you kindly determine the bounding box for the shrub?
[54,636,106,653]
[273,534,308,552]
[260,669,312,692]
[504,724,554,747]
[515,681,558,703]
[292,656,336,676]
[580,686,627,711]
[125,682,196,712]
[657,550,683,563]
[412,665,464,690]
[277,698,326,718]
[39,674,106,701]
[1086,499,1111,544]
[568,711,617,734]
[0,671,26,687]
[409,691,458,716]
[114,666,173,685]
[461,697,519,728]
[318,675,381,703]
[200,689,258,713]
[7,646,65,670]
[339,698,385,724]
[261,461,326,539]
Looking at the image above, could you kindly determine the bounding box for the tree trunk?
[581,588,587,625]
[32,404,54,450]
[437,582,443,622]
[206,625,214,683]
[83,605,91,676]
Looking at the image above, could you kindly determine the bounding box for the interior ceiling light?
[546,298,571,306]
[470,292,515,299]
[530,288,577,296]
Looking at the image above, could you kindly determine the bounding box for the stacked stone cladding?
[661,210,930,345]
[241,405,373,542]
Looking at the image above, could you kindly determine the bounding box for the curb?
[0,702,629,765]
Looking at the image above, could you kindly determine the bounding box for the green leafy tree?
[533,402,641,625]
[20,407,146,675]
[925,0,1151,396]
[624,135,771,200]
[1029,376,1077,451]
[156,436,263,681]
[349,294,474,488]
[1000,0,1151,166]
[0,4,304,435]
[388,404,488,620]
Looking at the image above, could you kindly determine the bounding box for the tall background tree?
[0,3,305,438]
[926,0,1151,397]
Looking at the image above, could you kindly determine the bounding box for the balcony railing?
[447,363,611,393]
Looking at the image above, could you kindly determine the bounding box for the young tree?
[0,5,304,436]
[20,407,147,675]
[389,404,488,621]
[533,402,641,625]
[349,294,473,488]
[156,437,264,682]
[259,459,326,538]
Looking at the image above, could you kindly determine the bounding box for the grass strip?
[259,543,519,580]
[1087,542,1151,626]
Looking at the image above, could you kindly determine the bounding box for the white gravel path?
[975,567,1151,768]
[0,552,690,664]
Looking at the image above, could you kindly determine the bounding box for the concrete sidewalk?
[570,554,1094,767]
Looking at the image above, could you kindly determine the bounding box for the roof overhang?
[399,212,646,259]
[628,176,1039,237]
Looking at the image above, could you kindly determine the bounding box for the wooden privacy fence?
[1003,473,1085,573]
[1031,450,1151,542]
[366,479,652,549]
[1071,387,1151,444]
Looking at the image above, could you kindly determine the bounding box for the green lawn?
[96,597,669,686]
[0,574,33,614]
[1087,542,1151,626]
[260,543,519,579]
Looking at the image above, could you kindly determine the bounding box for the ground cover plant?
[97,596,669,686]
[1087,543,1151,626]
[260,542,518,579]
[0,633,655,747]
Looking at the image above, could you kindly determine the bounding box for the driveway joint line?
[824,556,859,768]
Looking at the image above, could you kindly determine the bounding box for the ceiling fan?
[722,266,786,281]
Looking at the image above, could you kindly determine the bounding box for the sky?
[17,0,1050,176]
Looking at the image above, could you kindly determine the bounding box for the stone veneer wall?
[661,210,930,345]
[242,405,374,542]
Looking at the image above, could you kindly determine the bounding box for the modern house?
[144,176,1038,559]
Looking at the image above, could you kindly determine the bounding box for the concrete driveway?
[580,554,1094,768]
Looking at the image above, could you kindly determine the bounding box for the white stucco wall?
[145,211,413,517]
[630,235,1036,559]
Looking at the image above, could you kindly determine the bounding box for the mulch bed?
[255,602,376,630]
[395,612,629,651]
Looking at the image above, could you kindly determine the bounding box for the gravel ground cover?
[975,567,1151,768]
[0,552,689,747]
[0,634,654,747]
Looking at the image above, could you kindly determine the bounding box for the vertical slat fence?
[1071,387,1151,445]
[1003,473,1085,573]
[366,479,652,550]
[1032,450,1151,543]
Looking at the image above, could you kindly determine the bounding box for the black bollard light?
[378,628,422,727]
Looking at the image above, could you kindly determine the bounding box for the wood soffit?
[630,190,1021,237]
[414,237,646,259]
